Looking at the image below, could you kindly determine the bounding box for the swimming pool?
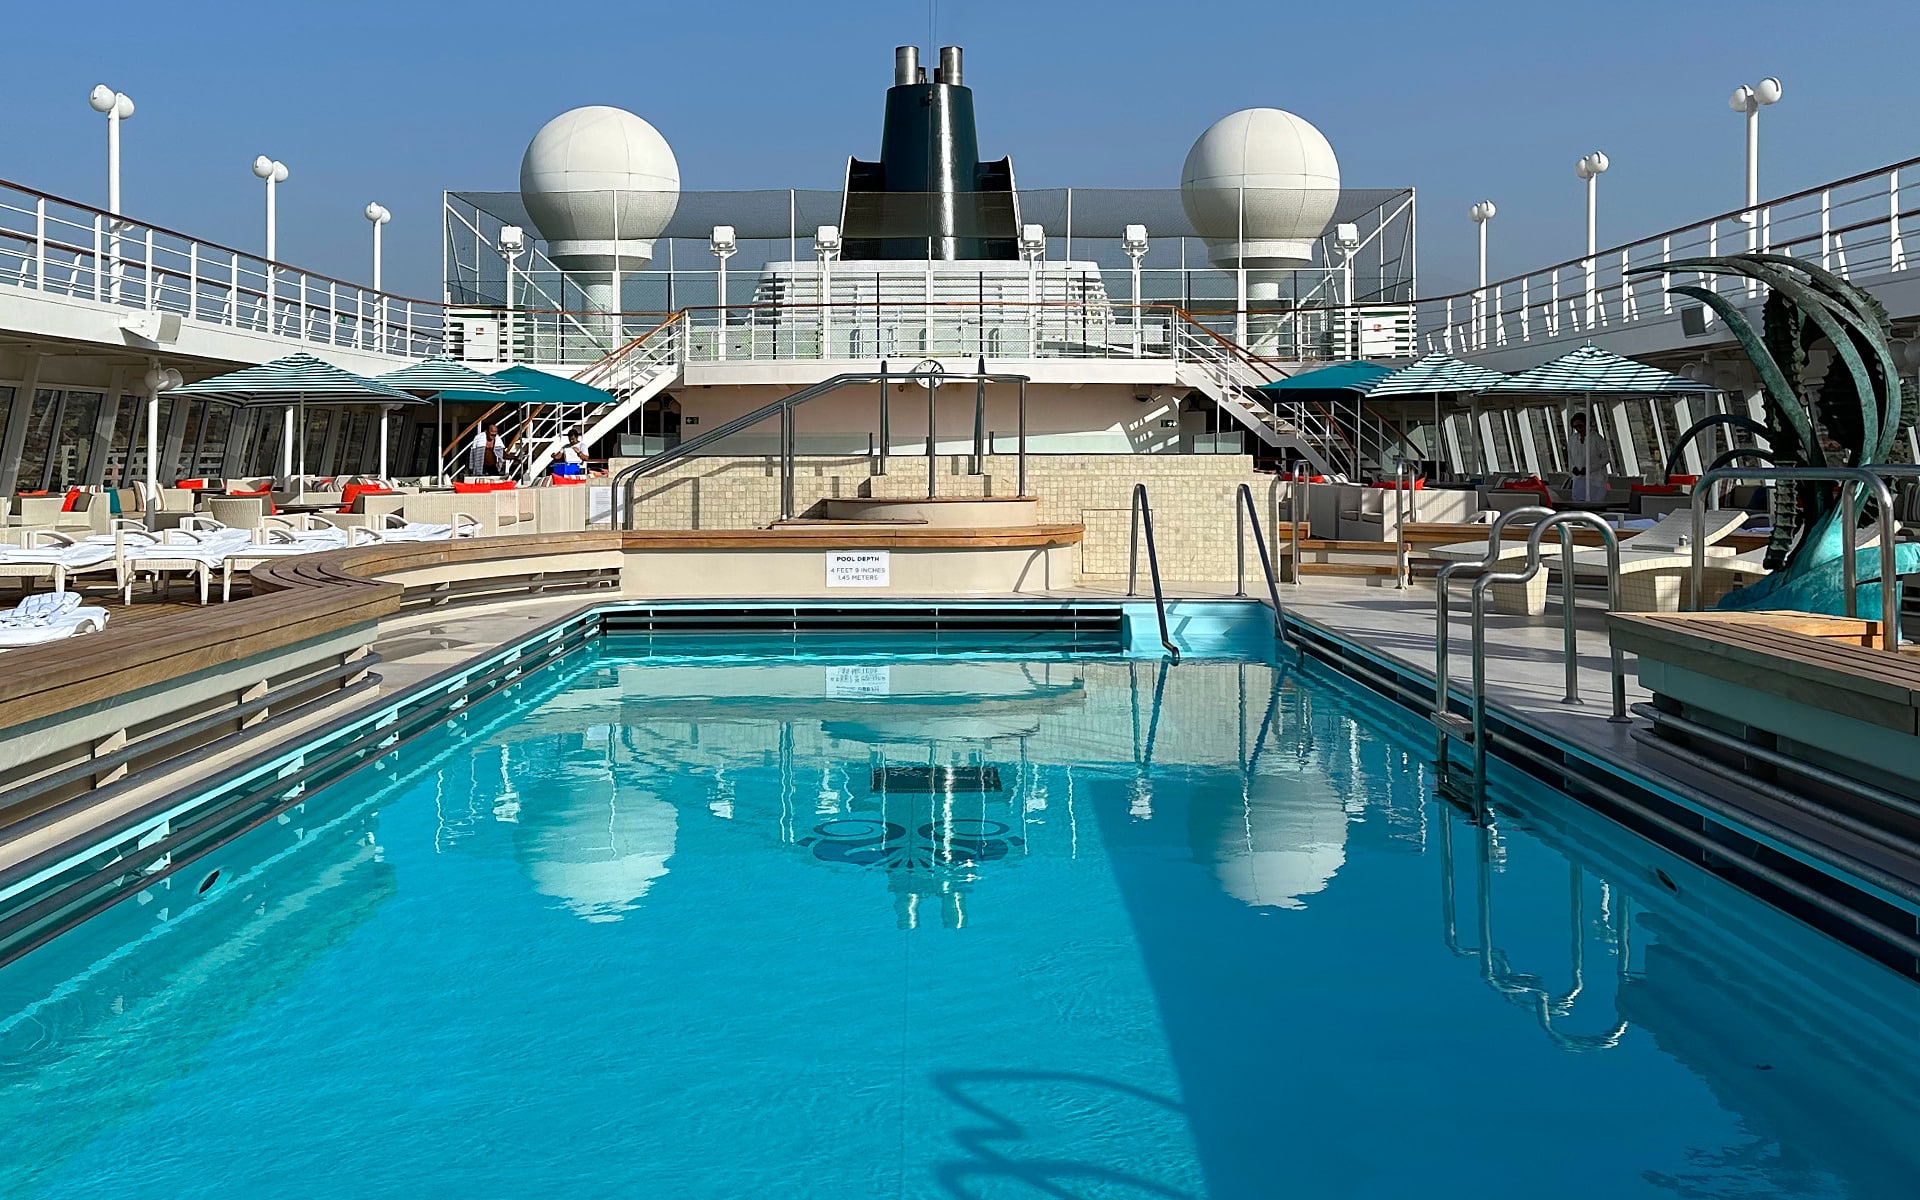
[2,623,1915,1198]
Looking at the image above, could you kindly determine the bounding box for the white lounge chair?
[0,590,109,648]
[0,530,122,594]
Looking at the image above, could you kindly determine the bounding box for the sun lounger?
[1426,509,1753,615]
[0,530,122,594]
[0,590,109,649]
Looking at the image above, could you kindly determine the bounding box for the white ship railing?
[1423,154,1919,354]
[0,175,444,358]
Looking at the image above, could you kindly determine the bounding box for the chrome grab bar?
[1126,483,1180,660]
[1692,465,1906,650]
[1288,462,1310,584]
[1434,508,1628,781]
[1233,482,1287,642]
[1393,461,1411,590]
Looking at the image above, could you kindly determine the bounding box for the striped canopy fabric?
[1365,354,1508,397]
[376,356,533,398]
[1481,344,1707,396]
[171,351,421,407]
[1259,360,1394,394]
[430,364,613,407]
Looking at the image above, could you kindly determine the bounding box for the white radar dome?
[519,105,680,276]
[1181,108,1341,268]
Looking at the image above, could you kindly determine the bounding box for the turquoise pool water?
[2,637,1916,1198]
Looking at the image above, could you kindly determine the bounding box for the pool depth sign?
[826,550,891,588]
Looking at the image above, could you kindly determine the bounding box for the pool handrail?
[611,368,1032,528]
[1393,461,1411,590]
[1126,483,1180,661]
[1232,482,1287,642]
[1690,465,1899,650]
[1433,506,1553,767]
[1288,462,1310,584]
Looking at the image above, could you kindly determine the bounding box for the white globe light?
[1754,77,1783,105]
[519,105,680,289]
[1180,107,1341,268]
[364,202,391,224]
[1730,85,1755,113]
[1575,158,1593,180]
[88,84,115,113]
[1591,151,1609,174]
[251,155,274,179]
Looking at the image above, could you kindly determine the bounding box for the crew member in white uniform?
[1567,410,1613,503]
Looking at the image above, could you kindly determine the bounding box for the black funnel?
[841,46,1019,261]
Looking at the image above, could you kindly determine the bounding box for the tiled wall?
[614,453,1293,582]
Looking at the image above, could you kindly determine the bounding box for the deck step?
[1300,562,1402,578]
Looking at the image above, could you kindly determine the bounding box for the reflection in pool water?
[1,648,1916,1198]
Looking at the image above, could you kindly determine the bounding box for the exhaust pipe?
[894,46,918,87]
[936,46,962,87]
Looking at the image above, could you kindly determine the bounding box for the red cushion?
[1372,478,1425,490]
[226,488,277,516]
[339,483,392,513]
[177,479,210,490]
[1631,483,1681,495]
[453,481,517,494]
[1667,474,1698,485]
[61,488,83,512]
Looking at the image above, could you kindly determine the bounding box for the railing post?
[143,228,155,309]
[34,198,46,290]
[1016,377,1028,496]
[1891,168,1907,271]
[92,214,104,300]
[188,242,199,320]
[876,359,890,476]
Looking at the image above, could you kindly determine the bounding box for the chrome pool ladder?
[1127,483,1179,660]
[1232,482,1288,644]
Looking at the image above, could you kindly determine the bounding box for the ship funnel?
[894,46,919,87]
[936,46,962,86]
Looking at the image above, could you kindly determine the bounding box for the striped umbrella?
[171,352,422,481]
[1365,354,1510,478]
[377,357,532,481]
[1480,344,1706,396]
[1364,353,1508,397]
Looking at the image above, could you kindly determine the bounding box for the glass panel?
[340,411,371,475]
[0,387,15,454]
[19,389,60,491]
[50,391,103,489]
[172,400,207,482]
[295,410,329,476]
[194,405,233,479]
[254,409,284,477]
[105,394,139,485]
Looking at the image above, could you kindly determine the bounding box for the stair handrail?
[1126,483,1180,660]
[1233,482,1287,643]
[1288,462,1311,583]
[611,368,1031,529]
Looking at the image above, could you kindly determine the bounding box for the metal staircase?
[437,314,685,481]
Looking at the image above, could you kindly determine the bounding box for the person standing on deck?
[1568,411,1613,503]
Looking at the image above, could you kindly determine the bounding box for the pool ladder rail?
[1432,508,1629,786]
[1126,484,1179,660]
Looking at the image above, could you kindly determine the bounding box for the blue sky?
[2,0,1916,300]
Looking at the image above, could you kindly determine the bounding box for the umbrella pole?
[438,395,446,485]
[282,407,294,481]
[379,407,391,480]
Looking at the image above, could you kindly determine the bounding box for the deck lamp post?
[89,85,133,301]
[252,155,288,336]
[711,225,737,362]
[1730,78,1782,255]
[814,224,841,358]
[1470,201,1496,348]
[1122,224,1149,355]
[364,202,390,351]
[141,360,180,494]
[1575,152,1608,326]
[498,225,525,365]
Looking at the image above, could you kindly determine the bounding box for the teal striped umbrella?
[1365,353,1508,397]
[171,352,421,480]
[378,358,533,481]
[1259,360,1394,393]
[1480,344,1707,395]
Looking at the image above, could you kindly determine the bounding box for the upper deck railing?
[1420,155,1919,356]
[0,175,444,359]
